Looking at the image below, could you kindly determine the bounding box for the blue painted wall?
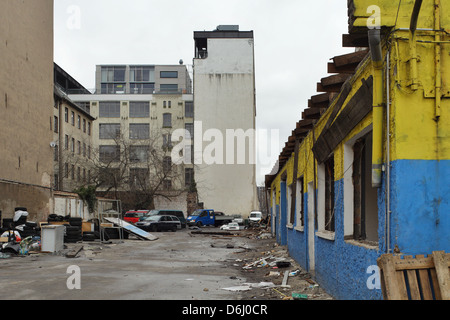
[273,160,449,300]
[389,159,450,254]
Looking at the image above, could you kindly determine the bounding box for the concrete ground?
[0,227,333,300]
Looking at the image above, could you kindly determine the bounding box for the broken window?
[352,132,378,243]
[296,177,304,228]
[324,155,335,232]
[287,183,293,226]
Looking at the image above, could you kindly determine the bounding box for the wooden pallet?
[377,251,450,300]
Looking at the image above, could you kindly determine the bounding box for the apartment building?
[69,64,194,211]
[193,26,258,218]
[94,64,192,95]
[53,63,95,193]
[0,0,54,222]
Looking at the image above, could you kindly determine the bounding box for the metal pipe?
[386,48,391,253]
[434,0,442,120]
[409,0,423,91]
[368,28,384,188]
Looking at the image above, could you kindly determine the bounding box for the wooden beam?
[342,33,369,48]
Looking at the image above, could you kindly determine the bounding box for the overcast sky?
[54,0,354,185]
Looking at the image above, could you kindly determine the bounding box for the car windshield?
[148,210,159,215]
[142,216,161,221]
[250,213,261,218]
[190,210,203,216]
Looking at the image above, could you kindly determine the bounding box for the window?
[130,83,154,94]
[296,177,304,228]
[324,156,335,232]
[71,164,75,180]
[163,179,172,190]
[163,113,172,128]
[83,143,86,157]
[185,168,194,187]
[64,163,69,178]
[71,138,75,153]
[287,184,293,225]
[65,108,69,123]
[185,123,194,139]
[160,84,178,92]
[54,145,59,162]
[99,102,120,118]
[130,145,149,163]
[101,83,126,94]
[163,156,172,173]
[350,131,378,243]
[64,135,69,150]
[99,168,120,187]
[83,119,86,133]
[87,122,91,136]
[54,116,59,133]
[101,66,126,82]
[130,66,154,82]
[160,71,178,78]
[185,101,194,118]
[129,102,150,118]
[129,124,149,140]
[99,145,120,163]
[99,123,121,139]
[71,111,75,126]
[163,134,172,150]
[129,168,149,187]
[77,141,81,155]
[77,115,81,129]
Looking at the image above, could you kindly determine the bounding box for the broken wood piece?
[281,271,289,287]
[66,245,83,258]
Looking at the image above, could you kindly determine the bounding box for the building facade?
[266,0,449,300]
[54,63,95,193]
[193,26,258,218]
[69,64,194,211]
[0,0,54,222]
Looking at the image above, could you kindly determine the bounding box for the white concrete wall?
[193,38,258,218]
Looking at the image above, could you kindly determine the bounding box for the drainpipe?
[409,0,423,91]
[434,0,441,120]
[368,28,384,188]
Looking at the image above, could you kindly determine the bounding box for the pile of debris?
[229,241,334,300]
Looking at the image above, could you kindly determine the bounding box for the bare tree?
[88,127,193,210]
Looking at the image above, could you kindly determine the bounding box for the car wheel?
[151,225,157,232]
[196,222,202,227]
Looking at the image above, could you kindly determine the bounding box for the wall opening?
[352,131,378,243]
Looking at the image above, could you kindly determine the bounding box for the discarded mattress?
[104,217,158,241]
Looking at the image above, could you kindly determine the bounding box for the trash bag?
[13,210,28,222]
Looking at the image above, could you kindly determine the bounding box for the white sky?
[54,0,354,185]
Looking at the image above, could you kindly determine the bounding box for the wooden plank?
[394,255,435,270]
[312,77,372,163]
[432,251,450,300]
[378,254,403,300]
[430,268,442,300]
[342,33,369,48]
[404,256,421,300]
[416,255,434,300]
[66,245,83,258]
